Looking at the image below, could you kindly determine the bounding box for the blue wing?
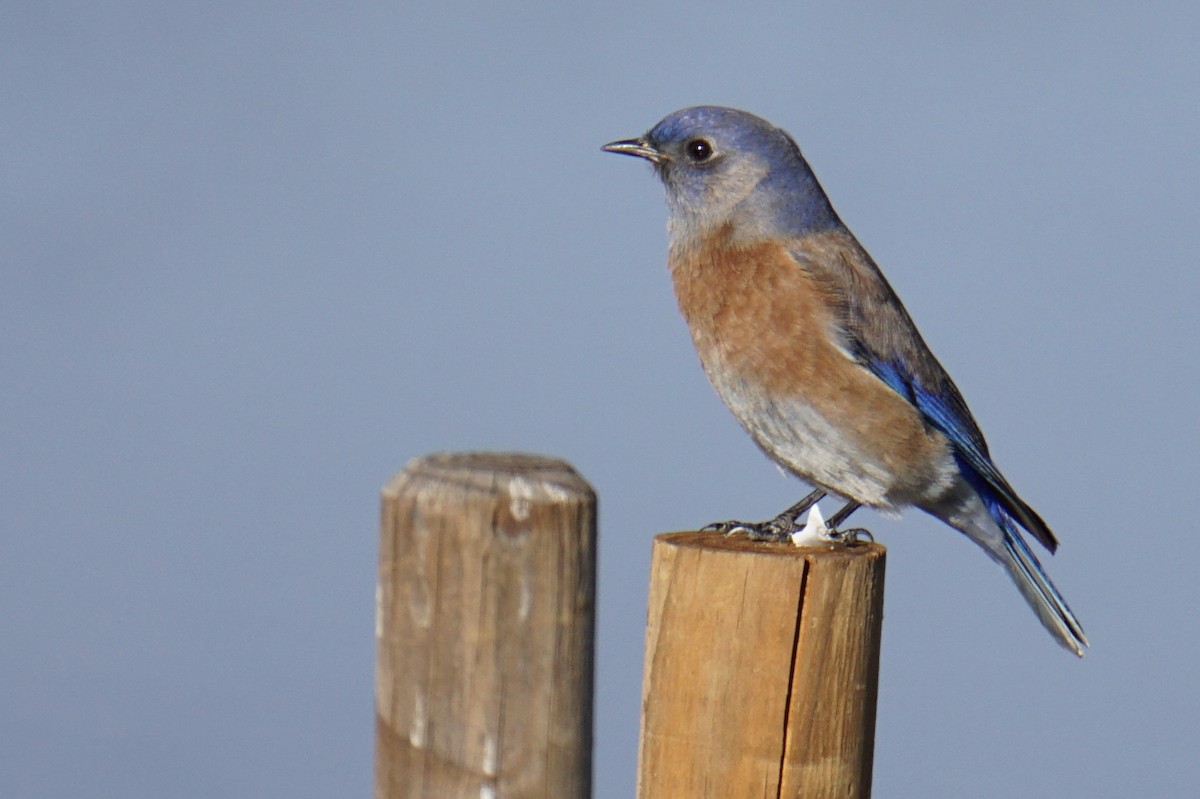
[792,234,1058,552]
[867,356,1056,551]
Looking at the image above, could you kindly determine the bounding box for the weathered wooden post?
[374,452,596,799]
[637,531,886,799]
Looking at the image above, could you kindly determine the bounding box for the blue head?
[603,106,841,242]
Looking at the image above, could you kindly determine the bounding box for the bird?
[602,106,1087,656]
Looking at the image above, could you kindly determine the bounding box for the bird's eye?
[685,139,714,162]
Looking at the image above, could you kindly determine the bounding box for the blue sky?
[3,2,1198,796]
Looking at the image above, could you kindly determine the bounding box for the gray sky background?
[3,2,1197,797]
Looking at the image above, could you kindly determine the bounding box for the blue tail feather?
[997,510,1088,656]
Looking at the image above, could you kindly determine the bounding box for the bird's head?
[603,106,840,243]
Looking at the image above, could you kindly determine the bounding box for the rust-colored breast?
[667,226,951,500]
[669,224,845,395]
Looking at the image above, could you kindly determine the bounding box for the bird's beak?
[602,137,666,165]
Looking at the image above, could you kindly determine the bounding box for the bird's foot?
[703,503,873,547]
[701,510,801,543]
[701,488,825,542]
[823,526,874,546]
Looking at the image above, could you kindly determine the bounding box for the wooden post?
[637,532,886,799]
[374,452,596,799]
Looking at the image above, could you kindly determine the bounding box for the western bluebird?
[603,106,1087,656]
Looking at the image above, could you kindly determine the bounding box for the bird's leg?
[825,501,860,528]
[769,488,828,531]
[702,488,826,541]
[824,501,873,544]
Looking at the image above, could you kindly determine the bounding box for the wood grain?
[637,532,886,799]
[374,452,596,799]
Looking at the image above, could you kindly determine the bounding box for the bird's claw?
[823,526,873,546]
[701,512,806,543]
[702,517,872,546]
